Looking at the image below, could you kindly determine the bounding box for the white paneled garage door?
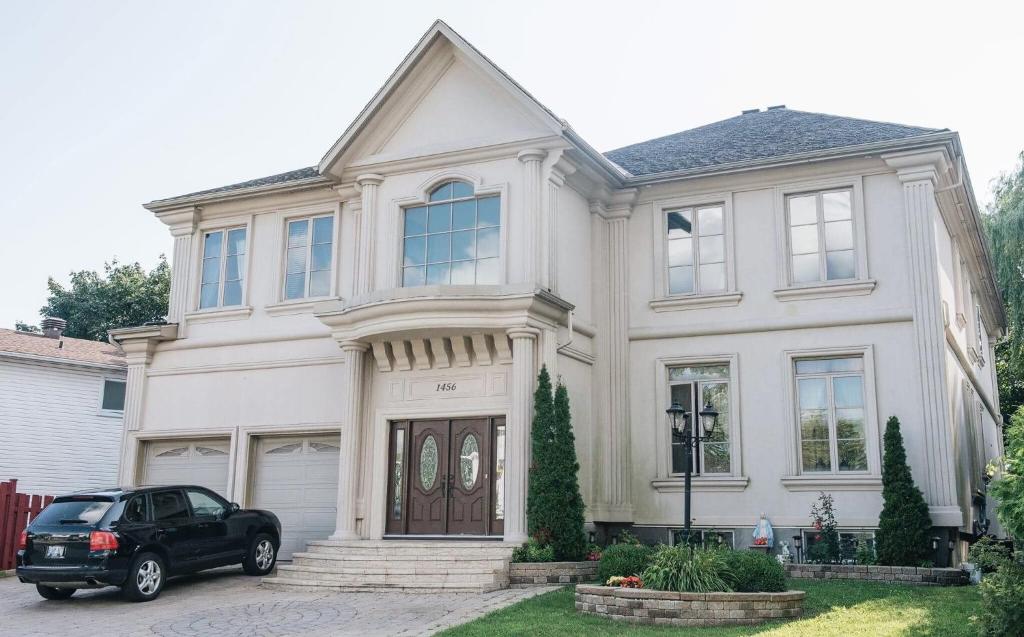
[142,439,231,497]
[251,435,340,560]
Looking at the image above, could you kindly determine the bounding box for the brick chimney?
[41,317,67,339]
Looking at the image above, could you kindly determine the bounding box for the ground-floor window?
[668,364,731,475]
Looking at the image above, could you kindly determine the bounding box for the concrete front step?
[291,558,509,573]
[274,564,502,585]
[262,577,506,594]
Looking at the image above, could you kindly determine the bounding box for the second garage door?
[250,435,340,560]
[142,440,231,497]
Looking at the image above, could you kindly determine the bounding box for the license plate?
[45,545,66,559]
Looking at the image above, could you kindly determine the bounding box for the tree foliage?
[989,405,1024,539]
[983,151,1024,421]
[20,257,170,341]
[526,366,587,561]
[875,416,933,566]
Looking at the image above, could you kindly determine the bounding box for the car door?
[185,488,241,564]
[150,489,200,568]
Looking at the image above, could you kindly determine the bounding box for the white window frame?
[773,176,874,301]
[667,369,732,477]
[652,353,744,483]
[98,376,127,417]
[781,345,881,488]
[390,171,508,288]
[650,192,741,311]
[187,215,254,318]
[280,211,339,301]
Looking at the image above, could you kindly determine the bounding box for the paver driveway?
[0,569,557,637]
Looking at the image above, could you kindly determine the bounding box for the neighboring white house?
[0,319,127,495]
[111,21,1004,570]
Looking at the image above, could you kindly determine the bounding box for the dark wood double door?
[386,417,505,537]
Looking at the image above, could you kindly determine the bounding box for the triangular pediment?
[319,21,567,177]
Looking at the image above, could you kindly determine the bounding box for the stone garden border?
[509,561,597,586]
[575,585,804,626]
[784,563,968,586]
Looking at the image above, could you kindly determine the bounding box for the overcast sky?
[2,0,1022,330]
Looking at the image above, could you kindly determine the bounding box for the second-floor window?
[787,189,855,284]
[200,227,246,309]
[285,215,334,300]
[402,180,500,287]
[666,205,726,295]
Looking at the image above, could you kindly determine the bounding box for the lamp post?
[666,401,719,545]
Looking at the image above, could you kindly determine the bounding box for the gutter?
[0,351,127,372]
[143,175,334,213]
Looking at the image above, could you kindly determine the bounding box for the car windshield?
[33,498,114,526]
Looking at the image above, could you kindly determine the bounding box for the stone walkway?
[0,568,558,636]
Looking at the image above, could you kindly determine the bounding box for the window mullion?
[693,209,701,293]
[306,221,314,297]
[827,372,839,473]
[218,231,229,307]
[817,194,827,281]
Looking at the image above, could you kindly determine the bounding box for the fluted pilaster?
[332,340,369,540]
[505,327,539,543]
[517,149,546,286]
[354,174,384,296]
[604,212,631,512]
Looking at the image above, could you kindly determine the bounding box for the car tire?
[35,584,75,600]
[122,552,165,602]
[243,533,277,576]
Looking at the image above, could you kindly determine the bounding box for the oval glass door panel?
[420,435,438,490]
[460,434,480,489]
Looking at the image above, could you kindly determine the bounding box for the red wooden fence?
[0,480,54,570]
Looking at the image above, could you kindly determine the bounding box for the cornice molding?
[155,206,199,234]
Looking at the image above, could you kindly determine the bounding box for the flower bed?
[575,585,805,626]
[783,563,967,586]
[509,561,598,586]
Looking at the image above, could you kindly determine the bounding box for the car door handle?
[159,527,178,534]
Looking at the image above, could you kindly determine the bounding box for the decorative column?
[332,340,369,540]
[544,152,577,295]
[155,207,198,325]
[517,149,546,286]
[886,151,960,526]
[505,327,539,543]
[354,174,384,296]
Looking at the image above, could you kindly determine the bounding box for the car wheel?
[243,533,277,576]
[122,552,165,602]
[35,584,75,600]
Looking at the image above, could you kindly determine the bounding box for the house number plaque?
[406,375,486,400]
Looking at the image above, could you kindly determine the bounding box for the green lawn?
[440,580,982,637]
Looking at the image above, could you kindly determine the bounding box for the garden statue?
[752,512,774,547]
[778,541,791,564]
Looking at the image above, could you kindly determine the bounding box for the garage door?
[251,435,339,560]
[142,440,231,498]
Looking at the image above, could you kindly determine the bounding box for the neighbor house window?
[402,180,500,286]
[668,364,731,475]
[666,204,726,295]
[795,357,867,473]
[200,227,247,308]
[787,189,855,284]
[284,215,334,300]
[101,379,126,412]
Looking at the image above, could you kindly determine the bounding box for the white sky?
[2,0,1022,329]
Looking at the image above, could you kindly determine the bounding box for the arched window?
[402,180,500,286]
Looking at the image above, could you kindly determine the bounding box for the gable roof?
[0,329,126,370]
[604,107,945,177]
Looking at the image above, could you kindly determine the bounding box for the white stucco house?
[110,20,1004,581]
[1,319,127,495]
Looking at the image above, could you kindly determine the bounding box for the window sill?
[780,475,881,491]
[649,292,743,312]
[184,306,253,324]
[265,297,341,317]
[651,476,749,493]
[97,410,124,419]
[773,279,876,302]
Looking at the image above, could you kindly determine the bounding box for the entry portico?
[313,285,572,544]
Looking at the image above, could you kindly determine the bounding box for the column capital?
[340,340,370,353]
[516,148,547,164]
[155,206,199,236]
[507,326,541,341]
[355,173,385,189]
[882,149,950,185]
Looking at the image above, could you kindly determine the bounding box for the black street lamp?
[666,400,719,545]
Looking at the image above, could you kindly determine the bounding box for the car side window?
[123,495,149,523]
[186,489,227,519]
[152,490,189,522]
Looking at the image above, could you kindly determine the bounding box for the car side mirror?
[230,502,241,514]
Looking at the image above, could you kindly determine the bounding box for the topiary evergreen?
[527,366,556,544]
[876,416,933,566]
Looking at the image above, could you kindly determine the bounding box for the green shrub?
[808,492,841,563]
[855,539,877,566]
[876,416,933,566]
[511,538,555,563]
[641,545,732,593]
[968,536,1013,574]
[977,562,1024,636]
[596,543,654,582]
[990,406,1024,540]
[719,550,786,592]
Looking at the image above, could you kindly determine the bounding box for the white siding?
[0,357,125,495]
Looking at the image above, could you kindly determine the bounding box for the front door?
[387,417,504,536]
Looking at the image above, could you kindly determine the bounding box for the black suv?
[16,485,281,602]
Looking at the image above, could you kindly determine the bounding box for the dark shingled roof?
[603,107,945,177]
[151,166,322,203]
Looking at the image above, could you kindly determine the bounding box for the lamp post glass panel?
[666,401,719,545]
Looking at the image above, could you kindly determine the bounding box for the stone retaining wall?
[575,585,804,627]
[784,563,967,585]
[509,561,597,586]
